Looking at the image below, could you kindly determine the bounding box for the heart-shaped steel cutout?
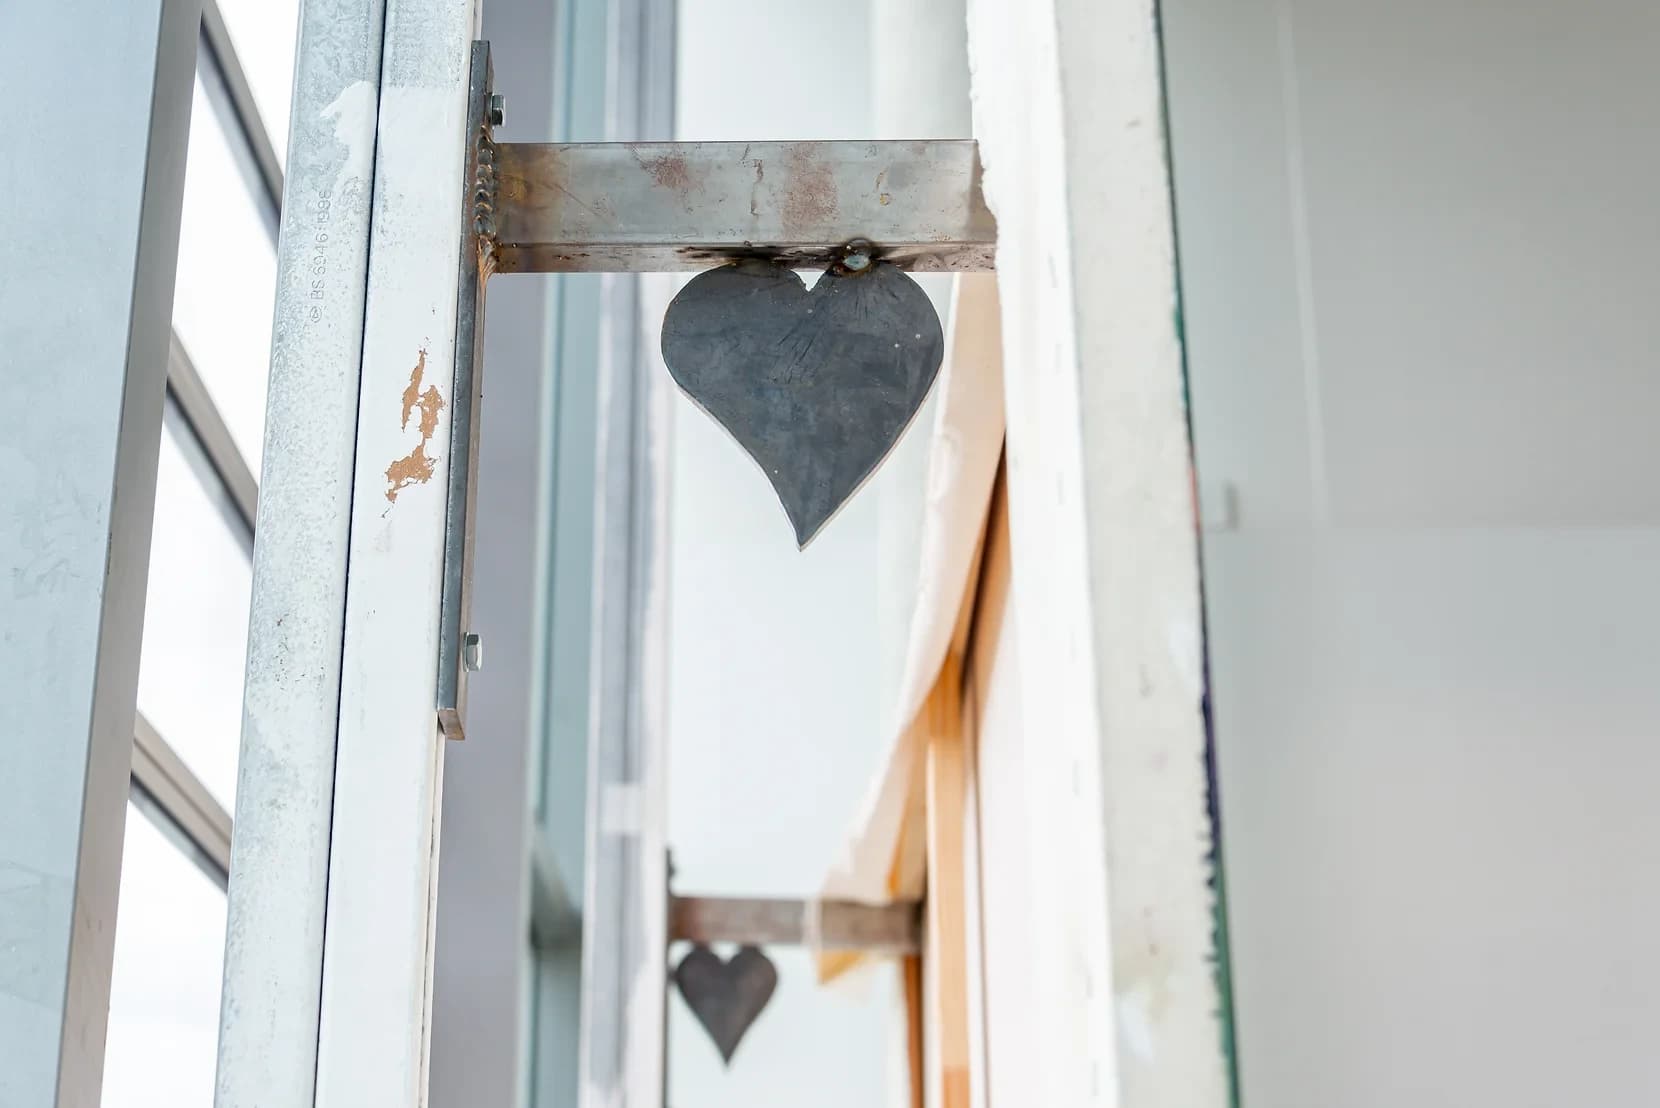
[661,259,945,547]
[673,943,779,1065]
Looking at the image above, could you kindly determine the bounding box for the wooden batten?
[924,654,970,1108]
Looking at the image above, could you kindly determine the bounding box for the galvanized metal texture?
[216,0,388,1101]
[672,944,778,1065]
[437,40,494,742]
[660,257,945,547]
[668,894,921,954]
[491,139,996,273]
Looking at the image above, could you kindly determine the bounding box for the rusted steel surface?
[668,894,923,954]
[492,140,996,273]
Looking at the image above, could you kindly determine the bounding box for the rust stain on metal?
[642,152,691,191]
[384,347,446,503]
[634,147,707,210]
[781,143,836,235]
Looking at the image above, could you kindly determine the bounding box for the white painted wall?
[669,9,887,1106]
[667,3,967,1105]
[1165,2,1660,1104]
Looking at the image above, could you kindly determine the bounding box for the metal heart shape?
[673,943,779,1065]
[660,259,945,547]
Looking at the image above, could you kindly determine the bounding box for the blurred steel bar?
[214,0,387,1104]
[492,139,996,273]
[199,0,284,228]
[668,895,922,955]
[577,4,677,1105]
[130,714,234,887]
[166,331,259,541]
[0,0,198,1104]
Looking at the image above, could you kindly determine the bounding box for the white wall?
[1165,2,1660,1104]
[667,4,953,1107]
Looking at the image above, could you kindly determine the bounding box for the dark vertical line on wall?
[528,1,577,1101]
[1152,1,1243,1103]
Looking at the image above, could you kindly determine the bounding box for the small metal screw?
[488,93,506,129]
[463,631,484,672]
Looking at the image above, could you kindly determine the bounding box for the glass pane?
[173,75,277,474]
[136,423,253,812]
[102,805,227,1108]
[215,0,300,166]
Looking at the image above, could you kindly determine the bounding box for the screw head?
[488,93,506,129]
[463,631,484,672]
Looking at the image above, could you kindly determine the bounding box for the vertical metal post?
[311,0,478,1102]
[214,2,388,1105]
[428,0,561,1103]
[0,1,198,1104]
[578,0,676,1104]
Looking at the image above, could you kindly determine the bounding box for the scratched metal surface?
[660,259,945,547]
[493,140,996,273]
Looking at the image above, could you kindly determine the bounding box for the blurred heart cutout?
[673,944,778,1065]
[660,259,944,547]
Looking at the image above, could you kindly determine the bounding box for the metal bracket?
[437,39,998,738]
[666,888,920,1064]
[436,40,495,742]
[490,138,996,274]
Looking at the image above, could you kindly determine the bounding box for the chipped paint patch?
[384,347,445,502]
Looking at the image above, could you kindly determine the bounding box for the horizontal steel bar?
[492,140,995,273]
[668,895,921,954]
[131,713,234,887]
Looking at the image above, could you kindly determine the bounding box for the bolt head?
[463,631,484,672]
[488,93,506,128]
[840,239,874,272]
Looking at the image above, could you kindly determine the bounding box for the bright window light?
[102,805,227,1108]
[136,422,253,813]
[214,0,300,167]
[172,76,277,474]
